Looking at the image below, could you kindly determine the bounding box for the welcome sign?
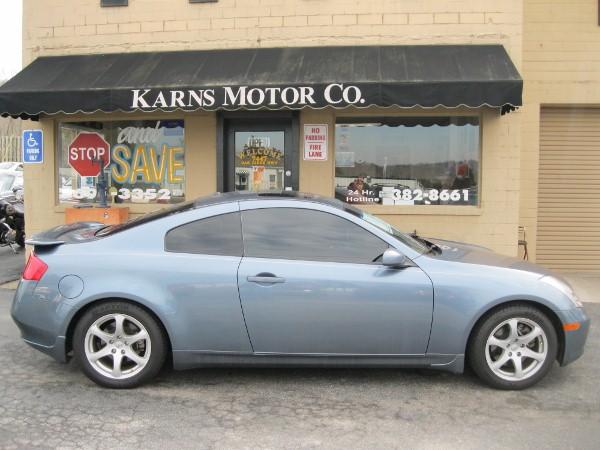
[131,84,368,110]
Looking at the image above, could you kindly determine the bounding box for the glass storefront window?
[234,131,285,192]
[57,120,185,205]
[334,117,480,206]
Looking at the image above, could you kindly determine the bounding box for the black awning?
[0,45,522,119]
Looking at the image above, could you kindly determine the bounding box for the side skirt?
[172,351,465,374]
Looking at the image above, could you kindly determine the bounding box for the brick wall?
[23,0,522,66]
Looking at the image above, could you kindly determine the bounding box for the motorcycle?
[0,187,25,253]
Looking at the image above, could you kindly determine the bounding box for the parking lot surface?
[0,247,24,285]
[0,288,598,450]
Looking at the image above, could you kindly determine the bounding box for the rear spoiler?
[25,222,105,247]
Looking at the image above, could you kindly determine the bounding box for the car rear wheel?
[73,301,167,388]
[468,305,558,390]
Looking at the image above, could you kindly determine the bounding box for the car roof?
[192,191,350,210]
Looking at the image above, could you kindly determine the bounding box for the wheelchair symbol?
[27,132,38,148]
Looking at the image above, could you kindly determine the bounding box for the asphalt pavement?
[0,246,24,285]
[0,288,598,449]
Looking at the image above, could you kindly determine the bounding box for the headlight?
[540,276,583,308]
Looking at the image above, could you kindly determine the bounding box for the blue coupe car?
[11,192,589,389]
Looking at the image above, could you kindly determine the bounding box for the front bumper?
[556,307,590,366]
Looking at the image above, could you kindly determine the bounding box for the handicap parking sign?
[22,130,44,164]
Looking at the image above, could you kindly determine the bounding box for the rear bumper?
[22,336,68,363]
[556,307,590,367]
[11,280,69,363]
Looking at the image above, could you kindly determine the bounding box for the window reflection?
[58,120,185,205]
[334,117,480,206]
[242,208,389,264]
[235,131,285,192]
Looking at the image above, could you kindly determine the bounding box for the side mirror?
[382,248,413,268]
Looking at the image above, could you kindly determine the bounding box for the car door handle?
[247,275,286,284]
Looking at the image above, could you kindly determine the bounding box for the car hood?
[425,237,552,277]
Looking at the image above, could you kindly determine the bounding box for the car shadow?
[151,364,482,389]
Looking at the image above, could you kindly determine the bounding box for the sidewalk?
[563,273,600,304]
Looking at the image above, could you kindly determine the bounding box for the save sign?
[303,124,328,161]
[68,130,184,184]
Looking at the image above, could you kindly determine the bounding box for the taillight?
[22,253,48,281]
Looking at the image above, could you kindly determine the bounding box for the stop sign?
[68,132,111,177]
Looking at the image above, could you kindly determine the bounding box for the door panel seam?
[236,205,255,352]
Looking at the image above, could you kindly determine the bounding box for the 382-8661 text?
[392,189,470,202]
[346,189,470,202]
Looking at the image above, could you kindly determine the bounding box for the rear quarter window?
[165,212,243,256]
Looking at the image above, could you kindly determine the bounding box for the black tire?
[468,304,558,390]
[73,301,167,388]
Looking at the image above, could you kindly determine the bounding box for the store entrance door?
[223,116,298,193]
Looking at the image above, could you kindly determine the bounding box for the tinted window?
[242,208,388,264]
[165,212,242,256]
[97,200,197,237]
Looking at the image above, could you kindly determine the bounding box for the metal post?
[94,155,109,208]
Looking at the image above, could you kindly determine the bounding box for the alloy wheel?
[84,313,152,380]
[485,317,548,382]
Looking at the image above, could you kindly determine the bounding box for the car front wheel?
[73,301,167,388]
[468,305,558,390]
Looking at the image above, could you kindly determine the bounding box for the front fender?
[421,259,577,356]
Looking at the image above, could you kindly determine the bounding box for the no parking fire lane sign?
[303,124,328,161]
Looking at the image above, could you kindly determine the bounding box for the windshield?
[0,174,15,193]
[359,210,428,253]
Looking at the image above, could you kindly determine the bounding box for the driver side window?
[241,207,389,264]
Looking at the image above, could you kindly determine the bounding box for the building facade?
[521,0,600,272]
[2,0,594,270]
